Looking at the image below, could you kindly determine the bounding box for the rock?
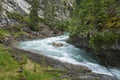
[69,34,120,67]
[52,42,63,47]
[1,0,72,27]
[13,47,116,80]
[17,65,23,73]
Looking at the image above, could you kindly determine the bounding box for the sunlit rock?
[52,42,63,47]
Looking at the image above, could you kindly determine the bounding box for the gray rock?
[12,47,116,80]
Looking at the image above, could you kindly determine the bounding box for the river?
[17,33,120,80]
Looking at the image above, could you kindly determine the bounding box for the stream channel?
[17,33,120,80]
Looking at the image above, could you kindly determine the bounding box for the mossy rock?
[6,11,29,23]
[0,29,10,39]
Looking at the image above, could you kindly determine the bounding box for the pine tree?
[69,0,120,50]
[44,0,56,26]
[0,2,2,12]
[29,0,39,31]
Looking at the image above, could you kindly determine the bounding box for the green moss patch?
[0,43,62,80]
[6,12,29,23]
[0,29,10,39]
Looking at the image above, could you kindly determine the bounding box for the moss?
[19,69,61,80]
[55,20,69,31]
[17,59,62,80]
[13,31,28,37]
[7,24,27,33]
[0,43,62,80]
[0,44,18,72]
[89,32,119,51]
[0,2,2,11]
[0,29,10,39]
[105,17,119,28]
[6,11,29,23]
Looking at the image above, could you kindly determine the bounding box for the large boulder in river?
[52,42,63,47]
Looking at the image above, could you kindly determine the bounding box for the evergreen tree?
[29,0,39,31]
[0,2,2,12]
[69,0,120,50]
[44,0,56,26]
[0,2,3,19]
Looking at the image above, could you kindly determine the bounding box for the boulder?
[52,42,63,47]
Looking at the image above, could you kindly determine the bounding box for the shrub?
[89,32,119,51]
[0,2,2,11]
[55,20,69,31]
[0,29,10,39]
[29,0,39,31]
[6,12,29,23]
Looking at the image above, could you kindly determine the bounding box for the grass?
[0,29,10,38]
[0,44,62,80]
[13,31,28,37]
[0,44,19,80]
[0,27,27,39]
[6,11,29,23]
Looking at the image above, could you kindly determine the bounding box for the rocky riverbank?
[0,27,117,79]
[68,35,120,67]
[0,24,63,45]
[0,25,118,80]
[11,47,116,80]
[0,0,118,79]
[0,24,118,80]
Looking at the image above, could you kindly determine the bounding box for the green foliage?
[6,12,29,23]
[55,20,69,31]
[44,0,56,26]
[0,29,10,39]
[69,0,120,50]
[13,31,27,37]
[19,54,28,65]
[70,0,120,32]
[0,44,18,71]
[29,0,39,31]
[43,0,69,30]
[19,70,61,80]
[0,43,62,80]
[89,32,119,51]
[0,2,2,12]
[0,47,18,80]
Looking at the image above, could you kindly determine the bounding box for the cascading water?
[17,33,120,80]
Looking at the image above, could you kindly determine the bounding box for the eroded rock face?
[0,0,73,28]
[69,35,120,67]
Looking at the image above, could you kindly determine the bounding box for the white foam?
[18,34,120,79]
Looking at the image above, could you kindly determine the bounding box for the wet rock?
[12,48,116,80]
[52,42,63,47]
[69,35,120,67]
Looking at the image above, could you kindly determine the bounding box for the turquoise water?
[18,34,120,80]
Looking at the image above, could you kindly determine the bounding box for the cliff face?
[69,0,120,67]
[69,34,120,67]
[0,0,73,28]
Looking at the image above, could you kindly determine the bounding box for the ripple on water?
[18,34,120,80]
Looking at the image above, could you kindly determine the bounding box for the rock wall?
[0,0,73,28]
[69,35,120,67]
